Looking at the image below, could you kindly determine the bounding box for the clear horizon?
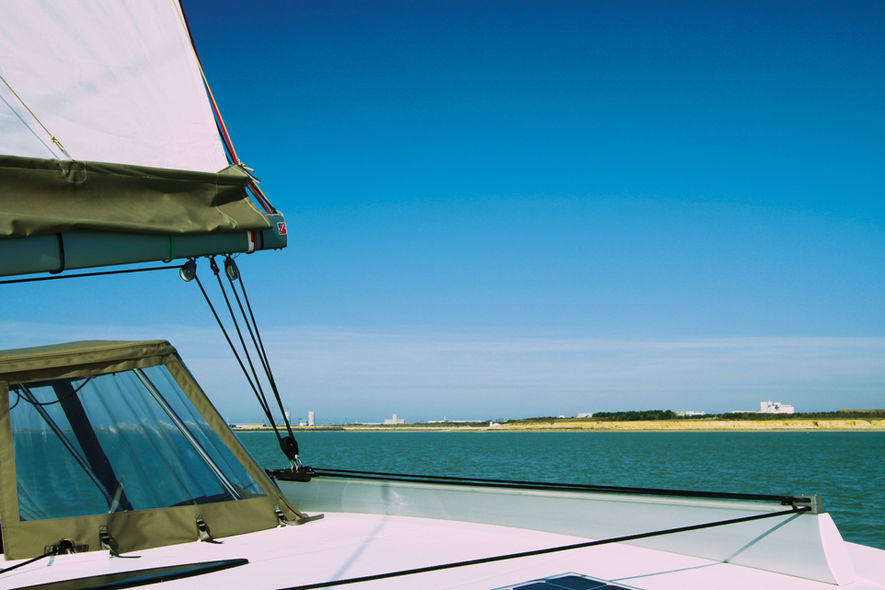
[2,1,883,424]
[226,406,885,427]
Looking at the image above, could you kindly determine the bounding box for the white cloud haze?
[2,321,882,423]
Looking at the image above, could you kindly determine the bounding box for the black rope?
[188,256,298,465]
[0,540,75,574]
[277,506,810,590]
[0,265,176,285]
[226,265,276,402]
[192,269,281,443]
[209,258,269,420]
[225,257,296,443]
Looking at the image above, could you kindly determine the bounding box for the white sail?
[0,0,227,172]
[0,1,286,277]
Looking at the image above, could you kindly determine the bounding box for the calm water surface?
[238,430,885,550]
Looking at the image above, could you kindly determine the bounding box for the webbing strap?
[196,515,222,544]
[99,525,139,559]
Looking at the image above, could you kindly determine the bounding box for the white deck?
[3,511,883,589]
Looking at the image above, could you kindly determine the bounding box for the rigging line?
[0,71,72,160]
[194,269,274,422]
[226,263,295,439]
[278,506,811,590]
[0,541,75,575]
[0,265,177,285]
[236,270,273,373]
[226,275,282,420]
[170,0,239,164]
[209,258,279,431]
[193,271,279,437]
[247,180,276,215]
[214,118,235,166]
[172,0,276,214]
[225,265,273,384]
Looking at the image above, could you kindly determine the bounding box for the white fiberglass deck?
[3,511,884,590]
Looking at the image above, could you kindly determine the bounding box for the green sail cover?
[0,155,272,238]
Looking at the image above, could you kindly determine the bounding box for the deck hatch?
[506,573,632,589]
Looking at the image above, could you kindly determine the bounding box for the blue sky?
[4,1,884,422]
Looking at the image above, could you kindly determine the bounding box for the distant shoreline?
[232,418,885,433]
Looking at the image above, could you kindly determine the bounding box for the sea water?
[238,430,885,550]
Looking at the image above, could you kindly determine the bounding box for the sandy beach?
[234,418,885,433]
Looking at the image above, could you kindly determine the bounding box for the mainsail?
[0,1,285,277]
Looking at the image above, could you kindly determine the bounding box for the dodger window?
[10,364,264,521]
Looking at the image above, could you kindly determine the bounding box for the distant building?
[676,410,707,417]
[576,412,594,419]
[230,423,264,430]
[383,413,405,425]
[308,411,315,427]
[760,401,795,414]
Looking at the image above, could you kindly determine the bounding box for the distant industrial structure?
[727,401,796,415]
[297,411,316,427]
[759,401,795,414]
[383,413,405,425]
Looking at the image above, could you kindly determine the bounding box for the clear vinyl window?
[9,364,263,521]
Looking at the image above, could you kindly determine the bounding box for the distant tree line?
[717,410,885,420]
[591,410,677,421]
[504,416,563,425]
[506,409,885,424]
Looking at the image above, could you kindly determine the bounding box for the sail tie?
[50,234,65,274]
[162,235,176,263]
